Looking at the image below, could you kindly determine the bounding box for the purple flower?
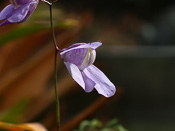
[60,42,116,97]
[0,0,39,26]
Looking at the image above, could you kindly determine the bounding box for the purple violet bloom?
[60,42,116,97]
[0,0,39,26]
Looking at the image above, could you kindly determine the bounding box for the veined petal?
[60,42,102,56]
[62,48,88,67]
[61,47,96,71]
[83,65,116,97]
[0,4,14,21]
[64,62,85,90]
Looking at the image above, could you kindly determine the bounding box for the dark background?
[57,0,175,131]
[1,0,175,131]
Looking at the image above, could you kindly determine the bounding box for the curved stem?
[49,4,60,131]
[48,2,60,131]
[49,4,60,51]
[41,1,60,130]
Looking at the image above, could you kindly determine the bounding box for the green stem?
[49,3,60,131]
[41,1,60,130]
[49,4,59,50]
[54,48,60,131]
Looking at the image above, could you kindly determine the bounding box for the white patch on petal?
[81,48,91,67]
[80,48,95,70]
[64,62,85,89]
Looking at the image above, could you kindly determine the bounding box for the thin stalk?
[41,1,60,130]
[54,48,60,131]
[49,3,60,131]
[49,4,59,51]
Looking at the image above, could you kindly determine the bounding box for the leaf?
[104,119,119,128]
[74,119,128,131]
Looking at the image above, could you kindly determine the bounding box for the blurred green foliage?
[0,5,78,46]
[74,119,128,131]
[0,99,30,123]
[0,19,77,46]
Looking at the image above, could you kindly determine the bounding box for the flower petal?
[64,62,85,89]
[80,48,96,70]
[60,42,102,56]
[25,2,39,21]
[82,71,95,92]
[7,4,30,23]
[83,65,116,97]
[7,2,37,23]
[61,47,96,71]
[0,4,14,21]
[62,48,89,67]
[0,20,11,26]
[11,0,38,6]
